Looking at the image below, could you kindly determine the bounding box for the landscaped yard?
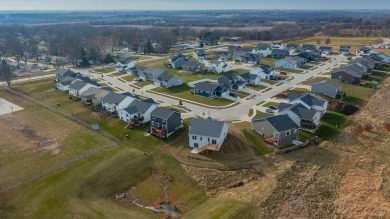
[291,87,309,92]
[262,101,279,108]
[260,57,278,66]
[262,79,278,85]
[122,75,138,82]
[246,84,268,91]
[110,72,126,77]
[342,83,376,106]
[231,90,250,99]
[151,85,235,107]
[95,67,115,73]
[274,67,304,73]
[315,111,350,140]
[135,80,154,87]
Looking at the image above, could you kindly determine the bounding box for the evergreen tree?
[79,48,90,67]
[103,54,115,64]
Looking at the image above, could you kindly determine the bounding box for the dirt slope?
[182,77,390,218]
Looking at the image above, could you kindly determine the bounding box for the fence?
[0,143,116,194]
[4,87,120,144]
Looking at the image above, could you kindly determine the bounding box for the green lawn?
[242,129,273,155]
[246,84,268,91]
[342,83,376,106]
[110,72,126,77]
[135,80,154,87]
[255,110,266,117]
[262,101,279,108]
[299,130,316,142]
[95,67,115,73]
[151,85,235,107]
[300,65,313,69]
[262,79,278,85]
[274,67,304,74]
[301,77,325,85]
[315,111,350,140]
[291,87,309,92]
[231,90,250,99]
[260,57,278,66]
[122,75,138,82]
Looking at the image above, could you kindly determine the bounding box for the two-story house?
[150,107,183,138]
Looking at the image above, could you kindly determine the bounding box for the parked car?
[347,57,352,60]
[268,106,277,110]
[279,71,287,75]
[265,108,274,113]
[133,78,143,82]
[229,92,238,97]
[270,76,281,81]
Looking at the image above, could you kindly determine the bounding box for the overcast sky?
[0,0,389,10]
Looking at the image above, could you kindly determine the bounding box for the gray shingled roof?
[271,49,289,55]
[313,79,341,89]
[127,100,154,113]
[293,93,327,107]
[151,107,178,119]
[157,73,179,82]
[241,72,258,80]
[80,87,102,99]
[189,117,227,138]
[183,61,201,68]
[69,81,89,90]
[194,82,221,93]
[252,114,299,132]
[101,92,128,105]
[287,103,318,121]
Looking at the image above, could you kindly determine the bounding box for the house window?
[286,131,290,136]
[192,136,197,140]
[200,137,202,141]
[152,116,156,120]
[212,139,217,144]
[194,143,199,148]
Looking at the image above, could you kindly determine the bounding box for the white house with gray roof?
[189,117,228,152]
[250,65,275,79]
[68,81,97,98]
[56,76,80,91]
[138,68,164,81]
[154,73,183,88]
[118,99,157,126]
[241,72,261,85]
[277,103,322,132]
[207,60,230,74]
[254,44,272,57]
[287,93,328,114]
[101,92,136,112]
[275,57,298,69]
[252,114,300,147]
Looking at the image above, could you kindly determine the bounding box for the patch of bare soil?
[328,100,359,115]
[180,76,390,218]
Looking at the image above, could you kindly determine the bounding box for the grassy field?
[110,72,126,77]
[260,57,278,66]
[95,67,115,73]
[342,83,376,106]
[231,90,250,99]
[291,87,309,92]
[262,79,278,85]
[151,85,235,106]
[301,77,326,85]
[274,67,304,73]
[242,129,272,155]
[0,92,114,190]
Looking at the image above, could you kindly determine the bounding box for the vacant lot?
[0,91,113,189]
[151,85,235,107]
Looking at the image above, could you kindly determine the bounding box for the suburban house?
[297,51,321,61]
[301,44,317,52]
[309,79,344,99]
[138,68,164,81]
[115,61,134,72]
[241,72,261,85]
[80,87,111,107]
[150,107,183,138]
[275,57,299,69]
[286,44,301,53]
[331,69,362,84]
[218,73,246,91]
[234,51,260,64]
[289,56,307,66]
[118,100,157,128]
[68,81,96,98]
[55,69,76,81]
[273,43,284,49]
[213,51,230,60]
[339,46,351,55]
[250,65,275,79]
[56,76,80,91]
[255,44,272,57]
[319,46,334,55]
[277,103,322,132]
[356,47,375,56]
[228,45,241,55]
[371,53,390,63]
[182,61,204,73]
[127,65,146,75]
[207,60,230,74]
[270,49,290,59]
[154,73,183,88]
[287,93,328,114]
[239,47,254,53]
[193,50,206,60]
[168,54,188,69]
[101,92,136,112]
[193,82,229,98]
[188,117,229,153]
[251,114,300,147]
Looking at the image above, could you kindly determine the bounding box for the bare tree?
[316,38,321,46]
[325,37,331,45]
[0,60,15,87]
